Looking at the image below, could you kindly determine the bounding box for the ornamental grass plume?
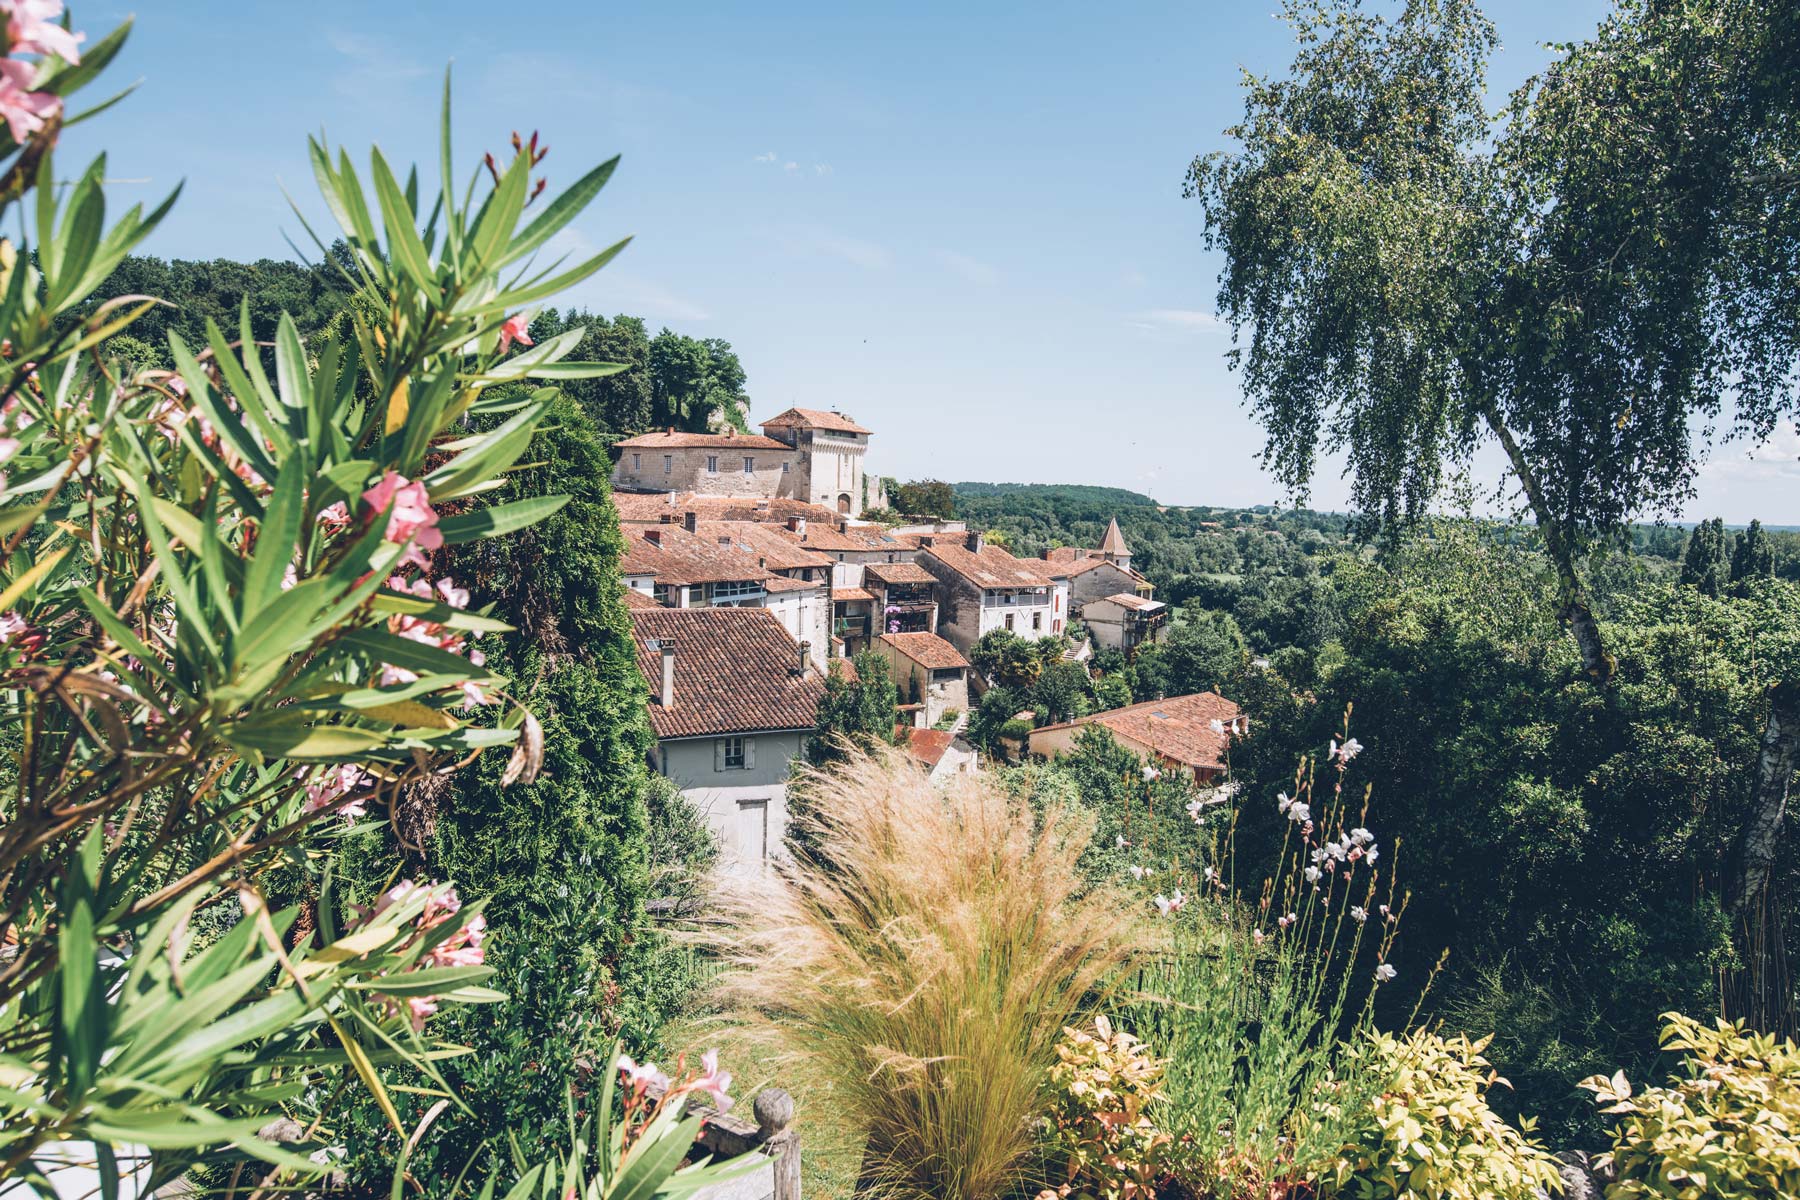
[716,748,1148,1200]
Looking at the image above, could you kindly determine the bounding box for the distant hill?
[953,481,1160,507]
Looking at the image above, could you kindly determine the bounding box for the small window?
[1033,612,1043,631]
[707,455,719,473]
[632,453,641,470]
[782,462,790,474]
[743,456,755,473]
[1004,613,1015,631]
[723,736,746,769]
[663,455,673,474]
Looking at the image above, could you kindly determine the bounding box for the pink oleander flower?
[0,58,56,141]
[436,576,470,609]
[303,763,370,820]
[497,313,534,354]
[316,501,351,533]
[4,1,83,62]
[363,471,443,569]
[428,910,486,969]
[619,1054,671,1094]
[687,1049,734,1113]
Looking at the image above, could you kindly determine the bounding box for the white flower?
[1333,737,1364,763]
[1365,847,1379,864]
[1186,797,1209,823]
[1379,903,1393,921]
[1374,962,1397,983]
[1304,866,1322,884]
[1142,765,1161,782]
[1154,890,1187,917]
[1276,791,1293,816]
[1350,906,1368,923]
[1325,838,1347,861]
[1287,802,1311,824]
[1349,827,1375,847]
[1203,865,1217,883]
[1116,834,1129,849]
[1129,865,1148,880]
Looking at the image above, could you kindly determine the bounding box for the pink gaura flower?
[497,313,534,354]
[363,471,443,570]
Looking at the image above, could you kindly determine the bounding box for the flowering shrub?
[0,5,744,1195]
[1035,1017,1171,1200]
[1318,1029,1562,1200]
[1580,1012,1800,1200]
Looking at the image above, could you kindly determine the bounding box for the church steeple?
[1099,517,1130,567]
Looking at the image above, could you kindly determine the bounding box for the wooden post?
[754,1088,800,1200]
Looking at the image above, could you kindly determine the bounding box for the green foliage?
[1680,517,1730,596]
[1321,1030,1562,1200]
[1187,0,1800,679]
[887,478,956,519]
[1582,1013,1800,1200]
[1037,1017,1171,1200]
[1730,518,1775,585]
[809,650,900,765]
[1127,607,1248,701]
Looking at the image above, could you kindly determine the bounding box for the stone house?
[611,430,795,497]
[1082,592,1170,655]
[872,631,970,727]
[1044,518,1157,611]
[864,561,940,636]
[898,726,978,782]
[631,607,827,873]
[620,517,833,657]
[1028,691,1245,784]
[917,531,1071,655]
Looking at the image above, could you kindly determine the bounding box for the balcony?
[834,615,870,640]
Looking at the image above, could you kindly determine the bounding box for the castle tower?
[1098,517,1131,571]
[759,408,873,516]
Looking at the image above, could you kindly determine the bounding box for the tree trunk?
[1726,681,1800,919]
[1480,407,1615,685]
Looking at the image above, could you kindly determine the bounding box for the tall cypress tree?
[1680,518,1730,597]
[1731,518,1776,584]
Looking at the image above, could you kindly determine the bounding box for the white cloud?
[1698,422,1800,484]
[326,30,427,97]
[783,161,799,172]
[777,226,891,270]
[754,150,778,163]
[934,248,999,286]
[1134,308,1228,332]
[813,163,833,175]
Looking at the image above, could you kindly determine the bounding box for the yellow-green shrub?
[1320,1029,1563,1200]
[1036,1017,1171,1200]
[1580,1011,1800,1200]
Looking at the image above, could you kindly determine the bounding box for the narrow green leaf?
[435,495,569,545]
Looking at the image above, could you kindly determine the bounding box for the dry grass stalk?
[714,749,1147,1200]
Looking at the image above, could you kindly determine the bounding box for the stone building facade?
[611,430,795,497]
[759,408,876,516]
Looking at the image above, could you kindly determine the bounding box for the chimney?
[788,516,808,538]
[643,529,662,546]
[797,639,812,676]
[966,530,984,554]
[758,556,767,569]
[665,426,674,436]
[683,511,697,533]
[659,639,676,707]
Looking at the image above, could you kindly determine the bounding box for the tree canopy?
[1188,0,1800,682]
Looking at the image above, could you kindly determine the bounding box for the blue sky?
[67,1,1795,521]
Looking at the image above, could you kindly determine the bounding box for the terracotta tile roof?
[1033,692,1242,773]
[1043,546,1088,563]
[1097,592,1165,612]
[759,407,872,435]
[790,525,920,553]
[834,586,876,603]
[899,726,956,770]
[613,492,842,527]
[1061,557,1146,581]
[622,588,663,609]
[763,574,823,594]
[693,521,833,571]
[631,607,826,739]
[864,561,937,585]
[879,632,969,671]
[621,527,773,586]
[613,430,790,451]
[920,541,1060,589]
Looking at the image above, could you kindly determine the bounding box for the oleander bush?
[1581,1012,1800,1200]
[0,5,745,1195]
